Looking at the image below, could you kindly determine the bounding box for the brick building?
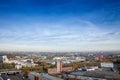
[47,60,73,74]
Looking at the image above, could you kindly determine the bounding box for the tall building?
[47,60,73,74]
[56,60,62,73]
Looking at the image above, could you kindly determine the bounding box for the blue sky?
[0,0,120,51]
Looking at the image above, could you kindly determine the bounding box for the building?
[47,60,62,74]
[15,64,22,69]
[0,55,9,63]
[62,69,120,80]
[101,62,114,68]
[9,59,38,69]
[62,67,73,72]
[56,60,62,73]
[28,72,40,80]
[62,71,107,80]
[47,68,57,74]
[78,66,99,71]
[75,57,86,62]
[47,60,73,74]
[61,63,120,80]
[39,56,47,59]
[52,56,86,64]
[98,55,104,60]
[100,62,117,73]
[0,77,3,80]
[28,72,63,80]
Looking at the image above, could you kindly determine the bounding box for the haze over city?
[0,0,120,52]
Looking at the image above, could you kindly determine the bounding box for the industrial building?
[47,60,73,74]
[28,72,63,80]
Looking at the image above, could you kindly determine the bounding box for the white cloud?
[0,17,120,51]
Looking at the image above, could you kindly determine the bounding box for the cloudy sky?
[0,0,120,51]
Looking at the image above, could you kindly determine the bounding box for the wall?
[47,68,57,74]
[62,67,73,72]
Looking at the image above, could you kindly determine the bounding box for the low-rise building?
[62,67,73,72]
[53,56,86,64]
[9,59,38,69]
[101,62,114,68]
[62,64,120,80]
[0,55,9,63]
[28,72,63,80]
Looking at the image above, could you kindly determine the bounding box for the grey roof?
[84,71,120,79]
[40,73,63,80]
[0,77,3,80]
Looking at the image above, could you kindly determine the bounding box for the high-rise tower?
[56,60,62,73]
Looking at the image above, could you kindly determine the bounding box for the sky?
[0,0,120,52]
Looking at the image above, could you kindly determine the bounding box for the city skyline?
[0,0,120,51]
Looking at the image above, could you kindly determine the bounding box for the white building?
[15,64,22,69]
[75,57,86,62]
[101,62,114,68]
[0,55,9,63]
[9,59,38,69]
[52,56,86,64]
[39,56,47,59]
